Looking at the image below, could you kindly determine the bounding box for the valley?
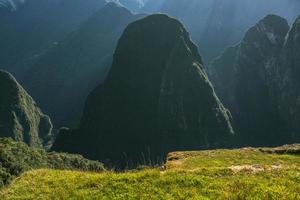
[0,0,299,199]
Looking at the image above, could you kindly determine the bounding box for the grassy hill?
[1,145,300,199]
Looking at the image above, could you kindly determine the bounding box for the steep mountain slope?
[144,0,300,62]
[275,16,300,141]
[18,3,145,127]
[209,15,300,145]
[53,14,234,166]
[0,0,106,71]
[0,70,53,147]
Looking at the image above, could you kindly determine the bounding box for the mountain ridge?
[209,14,300,145]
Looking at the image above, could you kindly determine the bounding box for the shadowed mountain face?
[276,16,300,141]
[53,14,234,167]
[143,0,300,62]
[16,3,145,128]
[0,70,53,148]
[209,15,300,146]
[0,0,106,71]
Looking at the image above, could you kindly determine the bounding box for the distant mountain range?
[143,0,300,62]
[18,3,145,127]
[0,0,106,71]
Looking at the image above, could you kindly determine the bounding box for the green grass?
[166,147,300,170]
[1,146,300,200]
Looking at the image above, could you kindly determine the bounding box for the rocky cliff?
[209,15,300,145]
[275,16,300,141]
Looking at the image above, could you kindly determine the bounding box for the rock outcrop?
[275,16,300,141]
[0,70,53,147]
[53,14,234,166]
[209,15,300,145]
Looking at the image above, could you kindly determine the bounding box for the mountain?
[53,14,234,166]
[209,15,300,145]
[0,70,53,148]
[0,0,106,71]
[18,2,145,127]
[275,16,300,141]
[143,0,300,62]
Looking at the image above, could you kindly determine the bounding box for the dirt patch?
[165,152,189,169]
[166,151,200,161]
[229,164,282,173]
[229,165,264,173]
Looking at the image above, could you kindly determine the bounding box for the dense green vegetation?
[1,145,299,199]
[0,70,53,148]
[0,138,104,186]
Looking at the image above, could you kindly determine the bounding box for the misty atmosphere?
[0,0,300,199]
